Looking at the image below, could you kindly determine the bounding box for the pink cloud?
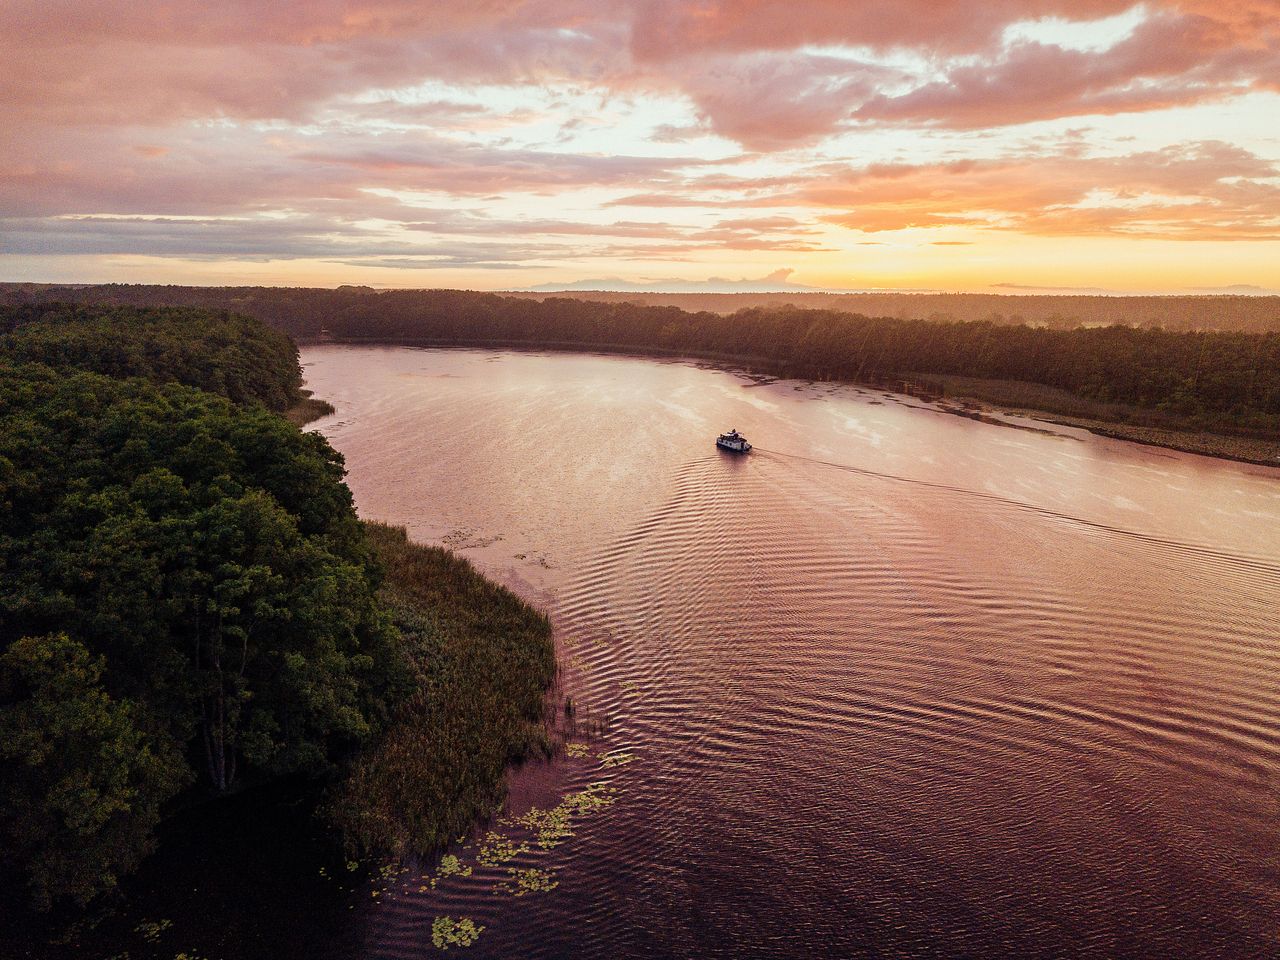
[4,0,1276,143]
[804,141,1280,239]
[629,0,1137,61]
[856,10,1280,128]
[2,0,1279,269]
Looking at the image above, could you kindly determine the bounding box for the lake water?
[302,345,1280,960]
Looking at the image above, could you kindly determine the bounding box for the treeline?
[2,286,1277,432]
[503,289,1280,333]
[0,306,411,908]
[4,281,1279,332]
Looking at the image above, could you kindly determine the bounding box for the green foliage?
[0,364,408,794]
[327,523,555,858]
[0,303,302,411]
[0,634,188,909]
[0,310,412,907]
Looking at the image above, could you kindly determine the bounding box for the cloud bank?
[2,0,1278,290]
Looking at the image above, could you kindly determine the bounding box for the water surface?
[303,345,1280,960]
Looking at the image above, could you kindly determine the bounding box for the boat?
[716,428,752,453]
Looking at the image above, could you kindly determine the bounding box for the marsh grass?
[328,522,556,858]
[284,389,336,426]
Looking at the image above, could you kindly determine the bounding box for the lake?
[302,345,1280,960]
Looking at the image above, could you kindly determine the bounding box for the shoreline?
[285,388,336,427]
[14,379,559,960]
[301,337,1280,470]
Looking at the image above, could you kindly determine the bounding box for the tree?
[0,634,188,908]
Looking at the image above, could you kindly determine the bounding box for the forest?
[4,281,1279,333]
[0,304,552,920]
[5,285,1273,435]
[499,289,1280,333]
[0,302,303,410]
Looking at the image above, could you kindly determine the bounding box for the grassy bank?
[914,373,1280,465]
[329,522,557,858]
[285,388,336,427]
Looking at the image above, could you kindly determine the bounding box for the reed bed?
[328,522,556,857]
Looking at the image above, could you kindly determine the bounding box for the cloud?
[1187,283,1280,294]
[804,141,1280,239]
[628,0,1139,61]
[856,11,1280,129]
[0,214,587,264]
[5,0,1277,150]
[993,283,1118,293]
[2,0,1279,284]
[661,51,900,149]
[0,119,703,219]
[526,268,820,293]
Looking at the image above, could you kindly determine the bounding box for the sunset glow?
[4,0,1279,292]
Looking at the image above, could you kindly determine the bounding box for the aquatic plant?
[436,854,472,879]
[497,867,559,897]
[476,831,527,867]
[599,751,635,768]
[507,782,619,850]
[565,742,591,759]
[431,916,484,950]
[134,919,172,943]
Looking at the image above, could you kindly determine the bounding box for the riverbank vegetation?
[909,373,1280,461]
[0,305,554,921]
[286,389,337,427]
[2,286,1276,439]
[330,522,555,857]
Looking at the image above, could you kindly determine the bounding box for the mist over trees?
[499,289,1280,333]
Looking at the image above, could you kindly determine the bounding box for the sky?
[2,0,1279,293]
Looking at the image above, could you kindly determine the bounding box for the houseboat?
[716,428,752,453]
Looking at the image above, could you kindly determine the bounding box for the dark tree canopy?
[0,310,408,908]
[0,633,188,909]
[0,302,302,411]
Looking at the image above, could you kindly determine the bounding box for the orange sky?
[2,0,1279,293]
